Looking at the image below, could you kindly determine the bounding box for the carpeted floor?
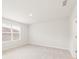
[3,45,73,59]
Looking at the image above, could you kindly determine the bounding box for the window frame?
[2,23,21,42]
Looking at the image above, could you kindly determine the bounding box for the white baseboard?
[29,42,69,51]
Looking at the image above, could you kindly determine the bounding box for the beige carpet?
[3,45,73,59]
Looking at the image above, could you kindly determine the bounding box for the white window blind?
[2,23,21,41]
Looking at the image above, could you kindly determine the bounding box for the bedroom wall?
[2,18,29,51]
[29,17,71,50]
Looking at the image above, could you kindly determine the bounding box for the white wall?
[2,18,29,51]
[29,18,71,50]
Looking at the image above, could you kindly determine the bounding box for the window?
[2,23,21,41]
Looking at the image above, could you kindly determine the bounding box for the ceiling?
[2,0,76,24]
